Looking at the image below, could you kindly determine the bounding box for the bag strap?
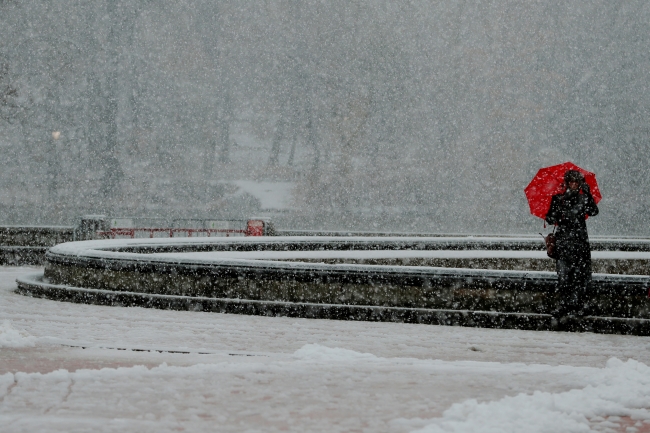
[540,224,557,239]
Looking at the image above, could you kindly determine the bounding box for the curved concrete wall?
[18,272,650,335]
[30,237,648,320]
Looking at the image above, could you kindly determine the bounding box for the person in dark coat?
[545,170,599,317]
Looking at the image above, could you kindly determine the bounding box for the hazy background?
[1,1,649,234]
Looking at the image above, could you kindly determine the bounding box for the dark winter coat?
[545,189,599,261]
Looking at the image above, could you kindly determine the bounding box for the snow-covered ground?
[1,266,650,432]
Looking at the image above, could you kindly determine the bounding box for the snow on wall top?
[46,236,650,283]
[151,249,650,261]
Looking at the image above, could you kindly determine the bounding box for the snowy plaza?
[3,1,650,431]
[1,265,649,432]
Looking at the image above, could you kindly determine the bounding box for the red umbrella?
[524,161,602,220]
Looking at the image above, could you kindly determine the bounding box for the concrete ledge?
[43,260,559,314]
[0,225,73,265]
[0,246,48,265]
[16,273,650,335]
[41,236,650,318]
[291,257,650,274]
[0,225,73,247]
[42,256,650,318]
[10,236,649,333]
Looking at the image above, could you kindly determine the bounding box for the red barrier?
[245,220,265,237]
[96,219,269,239]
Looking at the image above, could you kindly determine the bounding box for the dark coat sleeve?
[584,191,599,217]
[545,195,561,225]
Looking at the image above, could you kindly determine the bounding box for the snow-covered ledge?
[14,236,650,332]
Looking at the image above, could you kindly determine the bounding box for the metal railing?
[93,218,270,239]
[97,227,246,239]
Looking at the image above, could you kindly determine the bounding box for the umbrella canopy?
[524,161,602,220]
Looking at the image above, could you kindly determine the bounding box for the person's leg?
[573,257,592,316]
[554,259,571,317]
[555,254,587,317]
[564,263,583,315]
